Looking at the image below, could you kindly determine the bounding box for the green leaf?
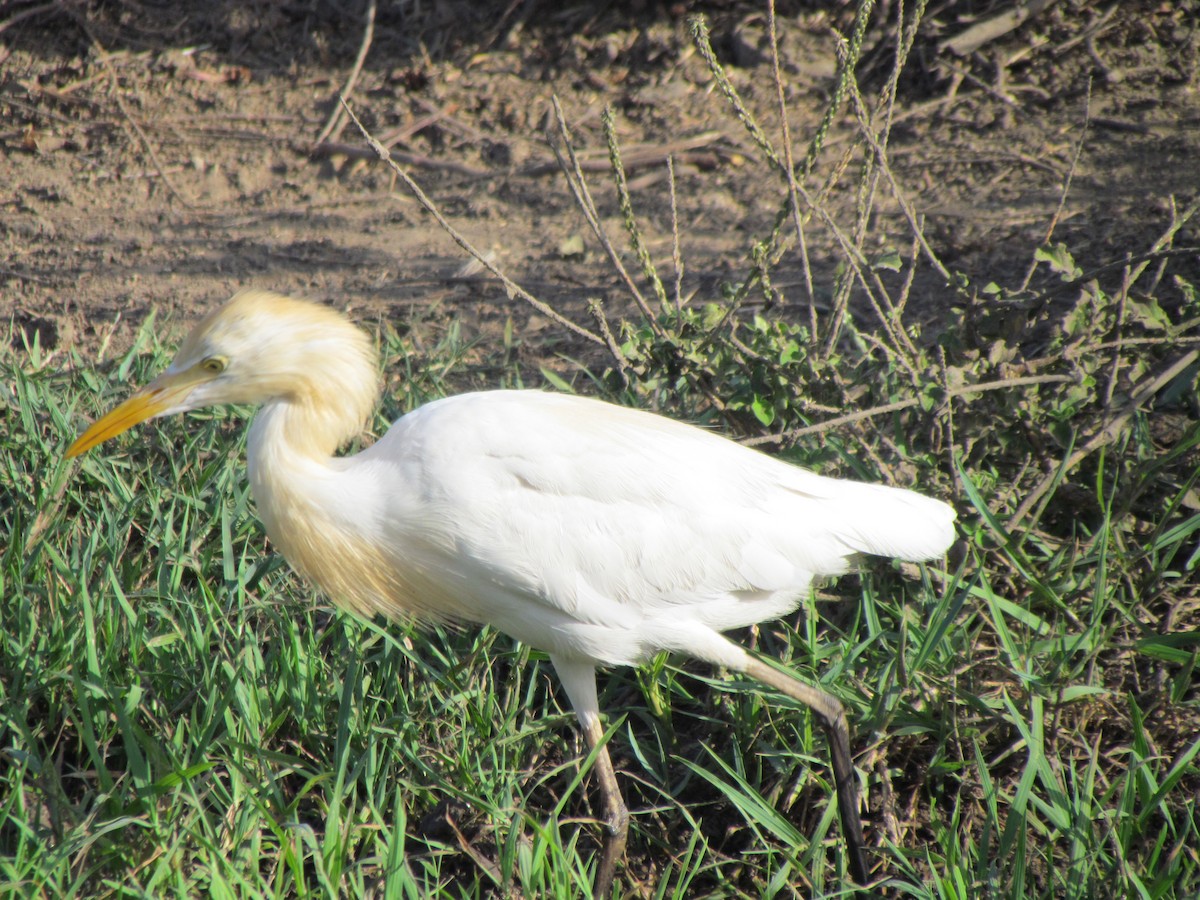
[872,248,903,271]
[1125,296,1173,331]
[539,367,574,392]
[751,394,775,426]
[557,233,586,259]
[1135,632,1200,665]
[1035,242,1081,280]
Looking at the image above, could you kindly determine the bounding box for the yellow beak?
[66,368,212,458]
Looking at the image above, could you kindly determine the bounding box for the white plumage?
[67,290,955,893]
[321,391,951,662]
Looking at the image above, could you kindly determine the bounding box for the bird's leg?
[550,657,630,898]
[743,656,870,885]
[580,713,630,899]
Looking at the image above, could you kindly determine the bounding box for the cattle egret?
[67,290,956,893]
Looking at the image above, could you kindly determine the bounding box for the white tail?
[826,480,956,562]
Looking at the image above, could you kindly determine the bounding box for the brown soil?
[4,1,1197,371]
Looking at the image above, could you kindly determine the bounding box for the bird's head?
[67,290,378,458]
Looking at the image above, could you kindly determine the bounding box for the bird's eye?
[201,356,227,374]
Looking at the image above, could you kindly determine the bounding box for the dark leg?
[744,656,870,884]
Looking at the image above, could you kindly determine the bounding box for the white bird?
[67,289,956,893]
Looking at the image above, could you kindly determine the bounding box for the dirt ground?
[3,0,1198,372]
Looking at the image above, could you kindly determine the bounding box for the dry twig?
[313,0,377,147]
[1008,351,1200,528]
[743,373,1076,447]
[767,0,817,334]
[941,0,1061,56]
[342,99,608,352]
[544,97,657,332]
[847,83,951,283]
[78,24,193,207]
[310,141,489,177]
[0,0,63,35]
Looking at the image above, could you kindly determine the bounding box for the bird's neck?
[245,396,359,555]
[243,362,379,585]
[249,380,374,462]
[245,393,385,616]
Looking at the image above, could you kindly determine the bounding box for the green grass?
[3,301,1198,898]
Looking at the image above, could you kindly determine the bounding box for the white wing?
[352,391,954,666]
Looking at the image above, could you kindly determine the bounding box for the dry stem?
[342,99,609,352]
